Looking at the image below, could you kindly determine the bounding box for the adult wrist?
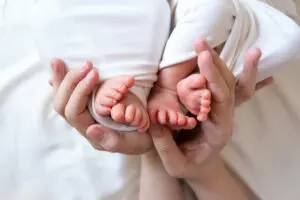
[186,157,248,200]
[186,155,225,187]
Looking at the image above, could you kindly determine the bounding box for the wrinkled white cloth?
[31,0,300,132]
[162,0,300,82]
[30,0,171,132]
[0,0,300,200]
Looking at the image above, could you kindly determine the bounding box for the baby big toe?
[131,108,143,127]
[111,103,126,123]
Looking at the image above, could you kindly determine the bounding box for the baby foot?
[177,74,211,121]
[148,85,197,130]
[110,92,150,132]
[94,75,134,116]
[94,76,150,132]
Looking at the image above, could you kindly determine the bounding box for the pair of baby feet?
[94,74,211,132]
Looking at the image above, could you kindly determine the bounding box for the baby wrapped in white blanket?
[30,0,300,133]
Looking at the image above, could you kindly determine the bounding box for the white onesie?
[30,0,300,132]
[162,0,300,82]
[30,0,171,131]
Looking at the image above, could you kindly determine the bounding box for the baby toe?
[158,110,168,124]
[168,110,178,126]
[132,108,142,127]
[125,105,136,124]
[111,103,126,122]
[177,112,187,126]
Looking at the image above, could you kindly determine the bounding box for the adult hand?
[148,37,237,181]
[235,48,273,106]
[50,60,152,154]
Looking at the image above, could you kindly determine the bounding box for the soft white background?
[0,1,299,200]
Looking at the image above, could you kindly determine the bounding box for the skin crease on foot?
[94,75,150,133]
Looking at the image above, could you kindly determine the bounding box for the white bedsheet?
[0,0,299,200]
[0,2,141,200]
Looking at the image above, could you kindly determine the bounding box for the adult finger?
[53,62,93,116]
[255,77,274,91]
[150,125,187,178]
[51,59,67,94]
[236,48,261,95]
[195,51,234,143]
[196,50,229,104]
[87,125,153,154]
[64,69,99,133]
[193,37,235,88]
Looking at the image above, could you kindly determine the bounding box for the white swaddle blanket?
[31,0,300,132]
[162,0,300,82]
[30,0,171,132]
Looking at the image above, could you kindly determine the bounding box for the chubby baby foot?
[94,75,135,116]
[177,74,211,121]
[110,91,150,132]
[94,76,149,132]
[148,86,197,130]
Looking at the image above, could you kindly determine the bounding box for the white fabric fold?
[30,0,171,132]
[161,0,300,82]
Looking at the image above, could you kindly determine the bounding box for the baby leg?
[94,76,150,132]
[148,59,204,130]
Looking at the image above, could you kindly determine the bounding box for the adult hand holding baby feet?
[49,60,152,154]
[178,37,271,113]
[147,49,212,129]
[93,76,150,133]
